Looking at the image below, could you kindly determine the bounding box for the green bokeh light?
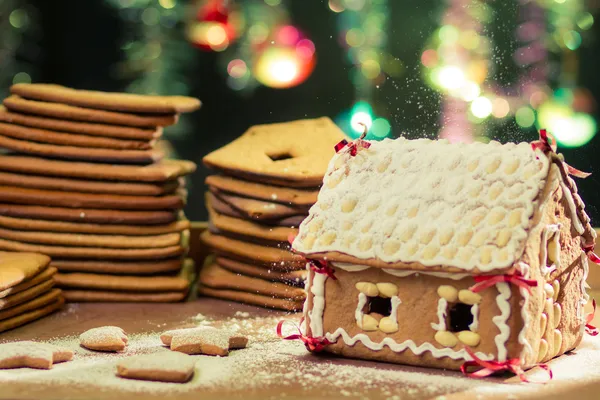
[515,107,535,128]
[371,118,391,138]
[563,30,582,50]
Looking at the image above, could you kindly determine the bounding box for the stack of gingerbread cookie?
[199,117,346,311]
[0,83,201,303]
[0,251,63,332]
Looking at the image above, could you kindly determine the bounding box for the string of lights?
[422,0,598,148]
[107,0,195,142]
[329,0,395,140]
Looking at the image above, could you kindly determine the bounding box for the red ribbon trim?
[308,259,337,280]
[470,273,538,294]
[276,319,332,352]
[461,347,552,383]
[583,244,600,264]
[531,129,591,178]
[586,299,599,336]
[531,129,557,154]
[334,123,371,156]
[566,164,592,179]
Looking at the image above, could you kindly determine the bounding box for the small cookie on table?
[0,340,73,369]
[80,326,128,352]
[161,326,248,356]
[116,351,196,383]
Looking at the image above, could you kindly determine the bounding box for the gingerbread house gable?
[292,137,595,371]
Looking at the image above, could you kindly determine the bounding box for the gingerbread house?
[290,135,596,372]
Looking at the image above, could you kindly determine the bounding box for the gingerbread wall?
[516,162,589,368]
[305,267,523,370]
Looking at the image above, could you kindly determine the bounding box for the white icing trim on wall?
[579,255,590,334]
[333,264,473,280]
[516,262,533,365]
[309,273,327,337]
[333,263,370,272]
[390,296,401,325]
[325,329,494,361]
[493,282,512,362]
[469,304,479,332]
[430,298,447,331]
[560,181,585,235]
[382,269,471,280]
[355,293,368,329]
[301,272,310,335]
[540,224,561,278]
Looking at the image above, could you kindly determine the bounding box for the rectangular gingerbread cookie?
[0,203,178,225]
[199,262,305,300]
[210,189,309,220]
[0,279,54,311]
[0,122,154,150]
[0,289,62,321]
[207,197,296,243]
[0,185,184,210]
[203,117,346,187]
[205,175,319,206]
[0,228,182,249]
[0,155,195,182]
[0,251,50,291]
[50,258,184,275]
[0,214,189,235]
[0,296,64,333]
[216,257,305,286]
[0,171,181,197]
[201,231,304,270]
[3,96,179,128]
[0,134,162,165]
[0,106,162,140]
[197,284,303,311]
[0,267,56,299]
[54,272,190,293]
[10,84,201,114]
[62,290,187,303]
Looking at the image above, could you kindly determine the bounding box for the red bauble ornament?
[188,0,236,51]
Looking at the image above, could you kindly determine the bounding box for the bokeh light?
[459,81,481,101]
[537,101,597,148]
[350,111,372,133]
[563,30,582,50]
[491,98,510,118]
[254,46,315,88]
[227,59,248,78]
[421,49,438,68]
[371,118,391,138]
[515,107,535,128]
[470,96,492,118]
[551,114,597,148]
[437,66,465,90]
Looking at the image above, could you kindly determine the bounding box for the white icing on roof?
[293,137,551,272]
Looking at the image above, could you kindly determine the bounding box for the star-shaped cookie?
[80,326,128,352]
[0,340,73,369]
[160,327,247,356]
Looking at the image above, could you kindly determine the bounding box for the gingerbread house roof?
[292,137,595,274]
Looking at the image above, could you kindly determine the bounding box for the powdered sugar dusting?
[1,312,599,399]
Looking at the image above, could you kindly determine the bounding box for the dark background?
[17,0,600,223]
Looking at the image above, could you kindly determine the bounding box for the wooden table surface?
[0,297,599,400]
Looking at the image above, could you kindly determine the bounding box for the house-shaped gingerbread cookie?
[291,136,596,371]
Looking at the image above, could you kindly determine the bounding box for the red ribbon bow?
[461,347,552,383]
[531,129,557,154]
[276,319,332,352]
[586,299,598,336]
[469,273,538,294]
[583,243,600,264]
[334,123,371,156]
[308,259,337,280]
[531,129,591,178]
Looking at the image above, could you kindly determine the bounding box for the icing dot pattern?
[294,138,550,272]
